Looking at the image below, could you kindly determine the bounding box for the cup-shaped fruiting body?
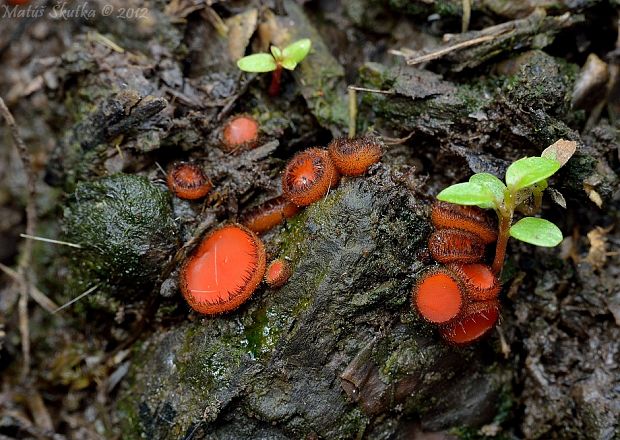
[241,196,301,235]
[221,114,260,152]
[431,201,498,244]
[265,258,292,288]
[412,268,464,324]
[440,299,500,345]
[167,162,212,200]
[448,263,500,301]
[428,229,485,264]
[282,148,340,207]
[327,136,382,176]
[180,224,266,315]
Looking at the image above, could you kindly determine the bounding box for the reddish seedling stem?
[269,63,283,96]
[491,214,510,275]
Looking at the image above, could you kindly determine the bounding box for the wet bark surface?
[0,0,619,439]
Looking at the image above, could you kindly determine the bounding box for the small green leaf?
[281,59,297,70]
[282,38,311,64]
[237,53,277,73]
[510,217,563,247]
[437,182,495,206]
[270,45,282,60]
[469,173,506,206]
[505,156,561,191]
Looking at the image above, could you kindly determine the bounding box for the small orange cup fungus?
[413,269,463,324]
[180,224,266,315]
[282,148,340,206]
[440,300,500,345]
[241,196,301,235]
[448,263,500,301]
[265,258,292,288]
[221,114,260,152]
[327,136,382,176]
[428,229,485,264]
[167,162,212,200]
[431,201,498,244]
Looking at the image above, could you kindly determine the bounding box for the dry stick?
[53,285,100,314]
[346,86,395,139]
[0,97,36,378]
[404,33,500,65]
[461,0,471,33]
[348,87,357,138]
[20,233,82,249]
[0,263,58,313]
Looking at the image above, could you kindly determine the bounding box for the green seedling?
[437,140,576,274]
[237,38,311,96]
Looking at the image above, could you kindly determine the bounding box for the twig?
[403,34,499,65]
[0,263,58,313]
[347,85,395,95]
[381,131,415,145]
[20,234,82,249]
[461,0,471,33]
[0,97,37,379]
[53,285,100,314]
[348,87,357,138]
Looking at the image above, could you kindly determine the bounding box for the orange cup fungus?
[440,300,500,345]
[431,201,498,244]
[241,196,301,235]
[327,136,382,176]
[448,263,500,301]
[413,269,463,324]
[167,162,212,200]
[414,201,501,344]
[180,224,266,315]
[221,114,260,152]
[265,258,292,288]
[282,148,340,207]
[428,229,485,264]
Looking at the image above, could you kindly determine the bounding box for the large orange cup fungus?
[413,269,463,324]
[282,148,340,206]
[440,300,500,345]
[327,136,382,176]
[265,258,292,288]
[221,114,260,152]
[431,201,498,244]
[167,162,212,200]
[180,224,266,315]
[428,229,485,264]
[448,263,500,301]
[241,196,301,235]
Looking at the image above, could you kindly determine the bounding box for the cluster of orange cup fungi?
[413,202,502,345]
[169,118,383,316]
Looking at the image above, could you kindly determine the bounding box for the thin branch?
[347,85,395,95]
[348,87,357,138]
[0,97,37,378]
[20,234,82,249]
[403,34,499,65]
[461,0,471,33]
[0,263,58,313]
[53,285,100,314]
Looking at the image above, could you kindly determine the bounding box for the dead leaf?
[586,225,613,269]
[542,139,577,167]
[548,187,566,208]
[226,9,258,62]
[583,183,603,208]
